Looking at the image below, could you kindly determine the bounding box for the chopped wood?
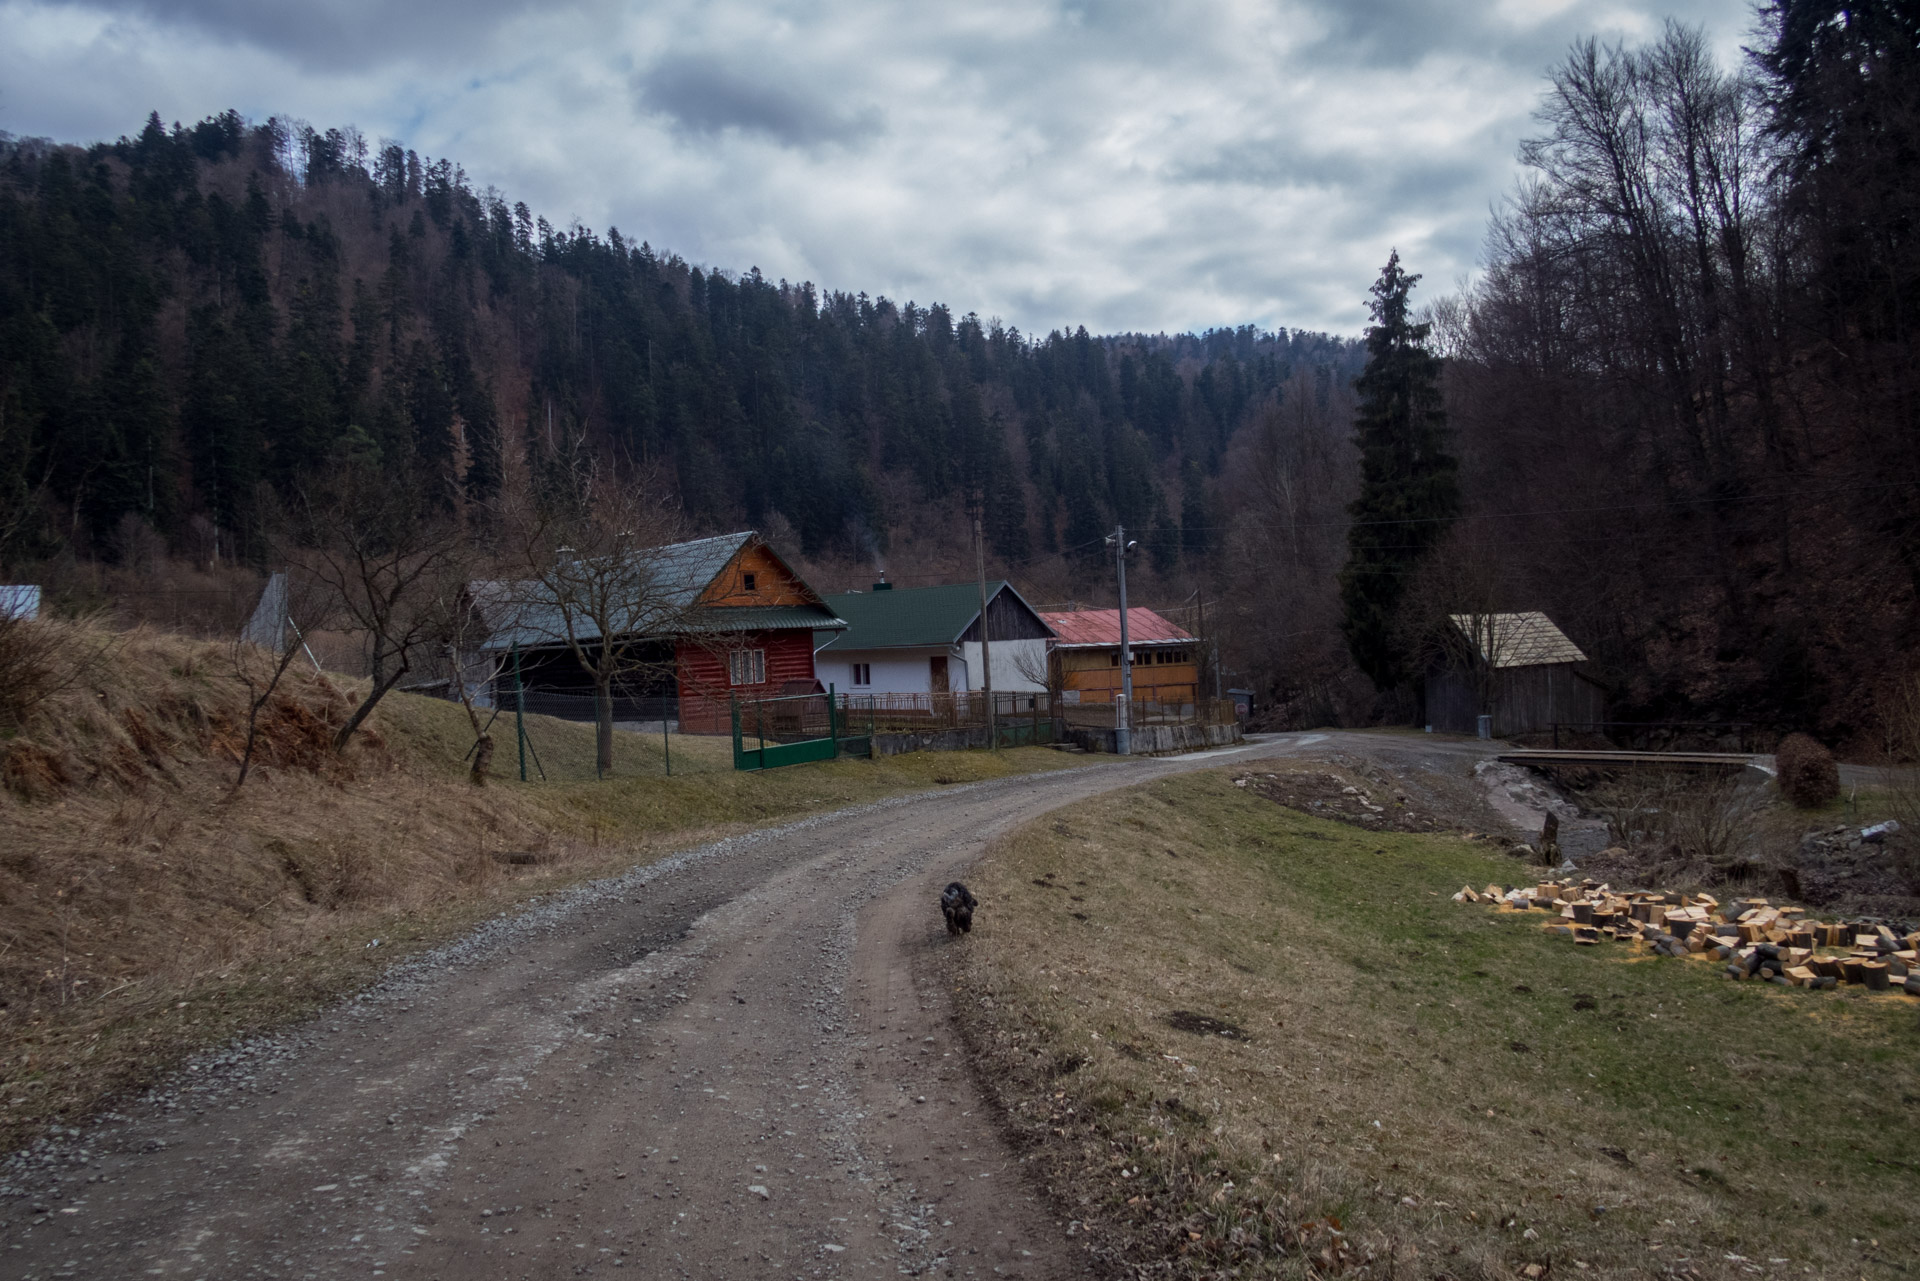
[1452,871,1918,998]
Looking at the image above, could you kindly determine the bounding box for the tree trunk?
[596,676,614,778]
[334,658,410,752]
[470,734,494,786]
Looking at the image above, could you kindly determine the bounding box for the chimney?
[873,571,892,591]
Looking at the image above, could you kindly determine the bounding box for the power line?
[1183,474,1920,535]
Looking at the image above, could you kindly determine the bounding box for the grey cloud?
[38,0,557,69]
[635,54,882,148]
[2,0,1761,334]
[1299,0,1760,70]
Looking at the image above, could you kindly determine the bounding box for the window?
[743,572,758,592]
[851,663,872,687]
[1110,653,1120,667]
[728,649,766,686]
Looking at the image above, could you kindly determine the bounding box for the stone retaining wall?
[1065,722,1244,755]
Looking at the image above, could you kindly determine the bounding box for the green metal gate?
[732,685,871,770]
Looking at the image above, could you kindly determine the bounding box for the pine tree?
[1337,251,1458,693]
[1179,458,1212,560]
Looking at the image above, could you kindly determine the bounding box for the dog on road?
[940,882,978,935]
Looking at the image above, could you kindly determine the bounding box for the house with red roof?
[1038,607,1200,706]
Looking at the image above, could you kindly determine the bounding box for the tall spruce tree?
[1337,251,1458,693]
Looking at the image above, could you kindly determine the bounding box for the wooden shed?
[1424,611,1604,737]
[1039,607,1201,706]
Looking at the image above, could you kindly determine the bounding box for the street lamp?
[1105,529,1137,755]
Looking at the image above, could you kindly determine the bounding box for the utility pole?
[1107,525,1135,755]
[975,515,996,750]
[513,642,527,782]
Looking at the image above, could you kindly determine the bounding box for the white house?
[815,580,1055,696]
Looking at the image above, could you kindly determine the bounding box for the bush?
[1775,732,1839,808]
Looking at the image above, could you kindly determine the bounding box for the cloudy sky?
[1,0,1757,336]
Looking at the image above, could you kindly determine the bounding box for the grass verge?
[0,621,1094,1154]
[951,769,1918,1281]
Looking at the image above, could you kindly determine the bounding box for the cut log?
[1860,961,1891,991]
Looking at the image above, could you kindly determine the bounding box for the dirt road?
[0,733,1500,1281]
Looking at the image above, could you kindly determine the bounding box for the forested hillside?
[2,0,1915,748]
[0,112,1357,599]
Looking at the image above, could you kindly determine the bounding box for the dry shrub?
[0,614,114,730]
[1,739,71,801]
[1589,769,1765,880]
[1775,732,1839,808]
[1876,671,1920,824]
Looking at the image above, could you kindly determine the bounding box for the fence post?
[663,695,671,777]
[513,643,527,783]
[829,683,838,757]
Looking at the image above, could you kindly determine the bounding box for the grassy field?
[0,621,1096,1153]
[951,768,1918,1281]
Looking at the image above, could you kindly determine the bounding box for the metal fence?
[1061,695,1239,730]
[503,688,680,726]
[1549,721,1759,752]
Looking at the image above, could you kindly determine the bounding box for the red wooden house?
[472,532,845,734]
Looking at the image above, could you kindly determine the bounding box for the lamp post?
[1106,527,1136,755]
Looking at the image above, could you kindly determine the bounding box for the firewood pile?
[1453,880,1920,994]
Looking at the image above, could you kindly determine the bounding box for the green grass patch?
[954,769,1918,1280]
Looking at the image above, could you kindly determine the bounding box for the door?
[929,655,949,693]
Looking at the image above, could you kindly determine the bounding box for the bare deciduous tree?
[499,474,691,778]
[230,570,326,787]
[283,464,472,753]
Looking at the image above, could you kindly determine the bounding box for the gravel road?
[9,735,1403,1281]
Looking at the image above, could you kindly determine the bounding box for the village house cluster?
[466,531,1207,733]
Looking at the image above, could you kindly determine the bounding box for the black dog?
[940,882,978,935]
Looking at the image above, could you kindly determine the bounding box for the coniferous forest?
[1,0,1916,746]
[0,110,1355,586]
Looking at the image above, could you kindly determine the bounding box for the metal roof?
[819,581,1040,651]
[1040,607,1193,649]
[682,605,845,635]
[471,532,843,651]
[1448,611,1587,668]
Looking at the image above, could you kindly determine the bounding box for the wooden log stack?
[1451,880,1920,995]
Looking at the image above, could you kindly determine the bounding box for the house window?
[851,663,872,687]
[743,572,758,592]
[1110,653,1120,667]
[728,649,766,686]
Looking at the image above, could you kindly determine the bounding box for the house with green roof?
[815,580,1055,696]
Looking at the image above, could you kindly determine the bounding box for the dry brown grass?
[0,618,1094,1153]
[951,769,1917,1281]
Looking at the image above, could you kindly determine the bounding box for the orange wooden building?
[1039,607,1201,705]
